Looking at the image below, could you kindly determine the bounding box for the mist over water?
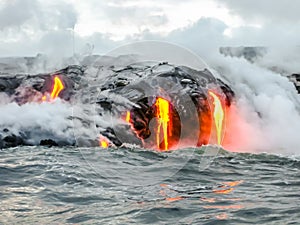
[0,99,74,145]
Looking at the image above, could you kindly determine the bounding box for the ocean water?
[0,146,299,224]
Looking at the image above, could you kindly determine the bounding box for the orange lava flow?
[100,140,108,148]
[155,97,171,150]
[208,91,224,145]
[42,76,64,101]
[50,76,64,99]
[125,111,131,123]
[99,137,109,148]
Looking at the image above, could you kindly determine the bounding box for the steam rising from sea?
[212,53,300,154]
[1,47,300,155]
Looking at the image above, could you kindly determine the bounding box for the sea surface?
[0,146,299,224]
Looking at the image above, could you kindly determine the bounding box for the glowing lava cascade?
[208,91,225,145]
[99,137,109,148]
[125,111,131,123]
[155,97,172,151]
[92,62,233,151]
[42,76,64,101]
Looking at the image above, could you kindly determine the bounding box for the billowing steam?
[0,100,74,145]
[212,53,300,154]
[0,48,300,156]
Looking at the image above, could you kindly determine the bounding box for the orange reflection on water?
[213,180,243,194]
[158,179,245,217]
[222,180,243,187]
[165,196,184,202]
[223,198,243,201]
[203,205,244,210]
[215,213,229,220]
[200,197,216,203]
[213,188,234,194]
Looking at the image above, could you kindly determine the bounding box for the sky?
[0,0,300,57]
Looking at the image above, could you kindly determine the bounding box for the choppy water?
[0,146,299,224]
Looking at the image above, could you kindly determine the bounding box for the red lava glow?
[42,76,64,101]
[222,104,255,152]
[155,97,172,151]
[208,90,225,145]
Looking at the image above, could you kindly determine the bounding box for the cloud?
[0,0,77,31]
[165,18,229,55]
[215,0,300,24]
[36,1,77,30]
[0,0,300,57]
[102,4,168,28]
[0,0,78,56]
[0,0,37,30]
[0,0,38,30]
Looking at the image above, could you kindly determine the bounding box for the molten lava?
[155,97,171,150]
[125,111,131,123]
[42,76,64,101]
[99,136,109,148]
[50,76,64,99]
[208,91,224,145]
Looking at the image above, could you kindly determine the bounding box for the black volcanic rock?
[0,132,24,148]
[40,139,58,147]
[288,73,300,93]
[0,60,235,148]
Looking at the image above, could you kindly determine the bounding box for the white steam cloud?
[210,54,300,155]
[0,100,74,145]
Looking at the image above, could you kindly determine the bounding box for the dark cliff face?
[0,62,234,149]
[288,73,300,93]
